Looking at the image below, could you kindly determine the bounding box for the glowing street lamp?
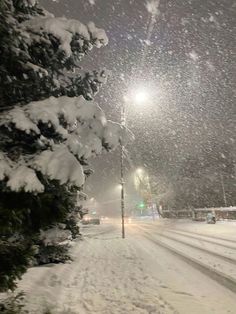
[134,90,149,104]
[116,184,122,191]
[136,168,143,175]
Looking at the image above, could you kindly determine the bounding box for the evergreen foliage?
[0,291,29,313]
[0,0,119,292]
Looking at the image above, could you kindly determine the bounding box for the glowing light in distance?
[134,90,149,104]
[136,168,143,175]
[116,184,122,191]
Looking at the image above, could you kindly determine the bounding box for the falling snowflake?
[143,39,152,46]
[189,50,199,62]
[88,0,96,6]
[206,61,215,71]
[145,0,160,16]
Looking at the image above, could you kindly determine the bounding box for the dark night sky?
[40,0,235,211]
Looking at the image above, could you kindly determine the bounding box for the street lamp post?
[120,102,126,239]
[120,88,150,238]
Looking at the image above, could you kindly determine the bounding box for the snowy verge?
[10,224,174,314]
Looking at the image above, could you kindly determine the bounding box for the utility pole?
[120,102,126,239]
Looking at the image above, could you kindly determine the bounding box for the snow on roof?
[194,207,236,212]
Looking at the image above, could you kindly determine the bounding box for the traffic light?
[138,202,145,209]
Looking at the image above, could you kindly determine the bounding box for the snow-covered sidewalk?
[9,221,236,313]
[16,224,174,314]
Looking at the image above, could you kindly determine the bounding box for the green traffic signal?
[138,202,145,209]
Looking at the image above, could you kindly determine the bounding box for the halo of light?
[134,90,149,104]
[136,168,143,175]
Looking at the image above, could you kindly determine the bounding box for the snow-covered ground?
[5,219,236,313]
[157,219,236,240]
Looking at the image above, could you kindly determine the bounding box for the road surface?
[12,219,236,313]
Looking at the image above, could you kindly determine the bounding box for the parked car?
[82,216,100,225]
[206,212,216,224]
[90,217,100,225]
[124,216,132,224]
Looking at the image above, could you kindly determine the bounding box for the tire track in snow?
[138,224,236,265]
[128,224,236,314]
[136,225,236,294]
[166,228,236,250]
[168,228,236,245]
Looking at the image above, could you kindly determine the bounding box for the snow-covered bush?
[0,291,29,314]
[0,0,122,292]
[34,224,72,265]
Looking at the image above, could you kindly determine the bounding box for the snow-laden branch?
[0,96,126,193]
[34,145,85,187]
[23,17,108,57]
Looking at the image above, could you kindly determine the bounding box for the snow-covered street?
[16,220,236,314]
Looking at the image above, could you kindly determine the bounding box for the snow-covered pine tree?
[0,0,123,291]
